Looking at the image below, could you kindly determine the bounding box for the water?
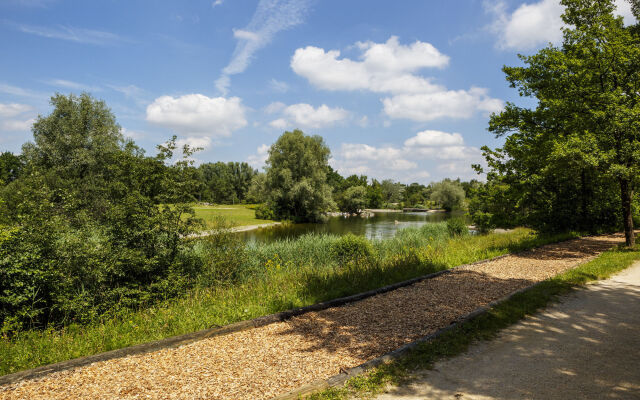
[238,211,464,243]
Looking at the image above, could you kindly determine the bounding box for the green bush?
[330,234,374,268]
[254,203,276,220]
[446,218,469,237]
[471,211,495,233]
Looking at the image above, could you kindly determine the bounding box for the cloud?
[330,128,484,181]
[215,0,312,94]
[383,88,504,122]
[486,0,637,50]
[268,103,349,130]
[0,83,45,99]
[175,136,212,150]
[404,130,464,147]
[146,94,247,138]
[0,103,33,118]
[44,79,101,92]
[269,78,290,93]
[291,36,501,122]
[0,102,36,133]
[247,144,270,168]
[212,0,224,7]
[11,22,127,45]
[291,36,448,94]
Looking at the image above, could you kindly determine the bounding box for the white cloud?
[146,94,247,137]
[13,22,127,45]
[216,0,312,94]
[0,103,33,118]
[44,79,101,92]
[269,78,290,93]
[247,144,270,168]
[212,0,224,7]
[0,118,35,132]
[404,130,464,147]
[264,101,286,114]
[291,36,447,94]
[268,103,349,130]
[487,0,637,50]
[107,84,144,98]
[337,143,417,172]
[0,83,45,99]
[291,36,501,122]
[176,136,212,150]
[383,87,504,122]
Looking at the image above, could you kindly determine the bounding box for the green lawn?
[191,204,274,229]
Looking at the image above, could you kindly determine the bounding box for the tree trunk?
[620,179,635,247]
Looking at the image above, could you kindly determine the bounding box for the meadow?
[191,204,274,228]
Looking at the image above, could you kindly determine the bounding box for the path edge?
[272,281,546,400]
[0,254,512,386]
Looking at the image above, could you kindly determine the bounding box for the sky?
[0,0,636,183]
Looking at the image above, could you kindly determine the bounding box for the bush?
[471,211,495,233]
[330,234,374,268]
[255,203,276,220]
[446,218,469,237]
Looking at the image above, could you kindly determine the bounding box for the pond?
[238,210,466,244]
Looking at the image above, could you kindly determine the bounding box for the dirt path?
[0,234,625,400]
[375,261,640,400]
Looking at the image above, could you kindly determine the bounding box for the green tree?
[339,186,368,214]
[263,130,335,222]
[0,152,23,186]
[380,179,404,205]
[477,0,639,245]
[430,180,465,211]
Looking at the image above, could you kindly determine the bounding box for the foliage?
[196,162,257,204]
[446,217,469,237]
[330,233,374,268]
[0,152,23,186]
[339,185,368,214]
[430,179,466,211]
[0,93,201,333]
[472,0,640,245]
[262,130,335,222]
[254,203,276,220]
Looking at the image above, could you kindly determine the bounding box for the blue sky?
[0,0,635,183]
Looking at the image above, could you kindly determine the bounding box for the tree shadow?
[381,279,640,399]
[275,269,536,366]
[494,233,623,261]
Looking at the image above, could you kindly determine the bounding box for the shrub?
[446,218,469,237]
[255,203,276,220]
[330,234,374,268]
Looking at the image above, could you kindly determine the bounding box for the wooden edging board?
[0,253,512,386]
[272,280,546,400]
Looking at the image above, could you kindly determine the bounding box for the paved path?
[375,262,640,400]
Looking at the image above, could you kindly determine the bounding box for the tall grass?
[0,224,577,376]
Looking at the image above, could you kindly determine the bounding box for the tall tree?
[263,130,335,222]
[479,0,640,245]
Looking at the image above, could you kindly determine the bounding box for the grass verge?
[307,243,640,400]
[0,227,575,377]
[192,204,273,228]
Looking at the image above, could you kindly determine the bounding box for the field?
[191,204,274,228]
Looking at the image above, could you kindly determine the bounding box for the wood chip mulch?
[0,234,624,400]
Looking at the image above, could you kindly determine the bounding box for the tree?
[380,179,404,204]
[0,152,23,185]
[340,186,368,214]
[476,0,639,245]
[430,180,465,211]
[263,130,335,222]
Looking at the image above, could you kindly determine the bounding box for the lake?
[238,210,465,243]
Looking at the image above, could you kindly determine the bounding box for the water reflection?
[239,211,464,244]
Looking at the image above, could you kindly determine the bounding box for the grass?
[191,204,274,229]
[0,226,577,376]
[307,243,640,400]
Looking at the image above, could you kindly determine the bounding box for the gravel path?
[375,260,640,400]
[0,234,624,400]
